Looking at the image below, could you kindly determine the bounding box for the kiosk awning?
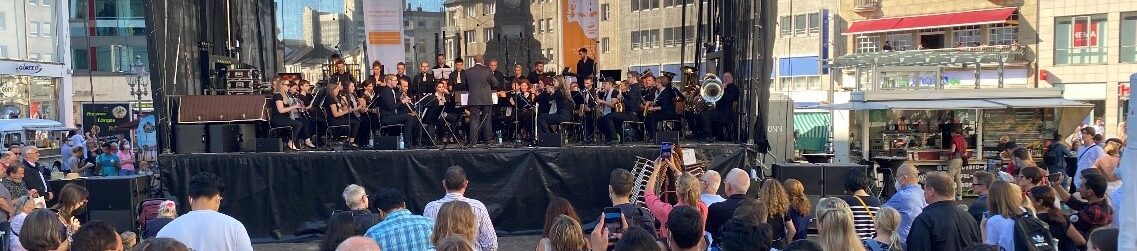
[812,97,1090,110]
[986,98,1093,108]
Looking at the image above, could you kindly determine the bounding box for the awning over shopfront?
[845,7,1017,35]
[873,100,1006,110]
[794,112,830,152]
[812,98,1091,110]
[986,98,1093,108]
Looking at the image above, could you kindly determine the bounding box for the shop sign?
[1073,17,1099,48]
[1121,83,1130,97]
[15,63,43,74]
[81,103,132,139]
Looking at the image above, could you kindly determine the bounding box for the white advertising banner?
[362,0,405,74]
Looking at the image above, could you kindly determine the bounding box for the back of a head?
[432,201,476,245]
[702,170,722,194]
[609,169,635,198]
[1012,147,1032,162]
[335,236,382,251]
[444,166,468,191]
[844,167,871,193]
[322,212,359,251]
[372,187,406,212]
[732,198,768,225]
[71,221,120,251]
[1088,228,1119,251]
[988,181,1025,218]
[188,172,224,199]
[543,197,580,237]
[725,168,751,194]
[613,227,662,251]
[135,238,190,251]
[814,197,850,217]
[666,205,704,249]
[21,209,64,251]
[1021,166,1045,185]
[434,236,475,251]
[962,244,1001,251]
[783,239,823,251]
[874,207,902,248]
[676,173,701,207]
[719,218,772,251]
[783,179,811,214]
[547,215,586,251]
[1083,173,1108,197]
[817,208,863,251]
[343,184,367,209]
[924,171,955,199]
[758,179,789,216]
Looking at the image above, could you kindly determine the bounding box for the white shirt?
[156,210,254,251]
[424,192,498,251]
[984,214,1019,251]
[1075,144,1105,187]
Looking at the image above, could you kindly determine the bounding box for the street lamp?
[125,55,149,117]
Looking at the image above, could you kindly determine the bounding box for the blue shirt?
[365,209,434,251]
[886,183,926,246]
[96,153,120,176]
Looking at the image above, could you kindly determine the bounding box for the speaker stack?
[772,163,870,197]
[49,175,151,232]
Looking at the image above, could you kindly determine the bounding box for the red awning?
[846,7,1017,34]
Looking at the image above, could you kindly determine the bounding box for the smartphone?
[982,211,990,219]
[603,207,623,233]
[661,142,673,160]
[33,197,46,208]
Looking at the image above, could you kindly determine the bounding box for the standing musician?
[510,64,525,82]
[699,72,740,142]
[329,59,356,87]
[572,78,599,143]
[448,58,468,91]
[463,55,501,146]
[394,62,411,87]
[413,61,435,98]
[536,77,574,133]
[642,74,677,140]
[328,82,361,146]
[357,80,379,147]
[432,54,451,70]
[376,74,422,147]
[271,79,316,150]
[598,78,629,144]
[528,61,545,86]
[364,61,385,92]
[575,48,596,90]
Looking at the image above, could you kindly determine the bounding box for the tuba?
[680,66,705,113]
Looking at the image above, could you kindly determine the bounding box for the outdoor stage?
[159,143,756,239]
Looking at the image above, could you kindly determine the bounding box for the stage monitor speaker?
[772,163,825,196]
[538,133,562,147]
[821,164,870,196]
[208,124,239,153]
[174,125,207,154]
[86,175,151,211]
[375,136,400,150]
[237,124,258,152]
[256,138,283,152]
[89,209,135,234]
[654,130,680,145]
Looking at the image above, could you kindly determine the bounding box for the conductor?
[465,54,501,146]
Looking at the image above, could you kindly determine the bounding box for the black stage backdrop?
[159,145,754,238]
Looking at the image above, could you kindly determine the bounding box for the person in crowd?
[718,217,772,251]
[982,181,1030,250]
[539,197,582,250]
[606,169,657,234]
[335,236,382,251]
[0,157,14,222]
[816,206,866,251]
[71,221,123,251]
[434,236,476,251]
[20,209,70,251]
[1044,132,1075,185]
[1,165,30,199]
[645,159,707,238]
[705,168,749,244]
[0,151,16,172]
[1012,147,1038,169]
[122,231,138,250]
[340,184,382,234]
[863,207,901,251]
[840,167,881,239]
[143,200,177,238]
[1029,186,1085,251]
[905,171,981,251]
[96,143,120,176]
[784,239,823,251]
[68,147,93,176]
[51,183,88,237]
[20,146,51,200]
[699,170,725,206]
[1093,138,1123,195]
[1075,127,1105,190]
[430,201,478,250]
[424,166,497,251]
[968,171,996,222]
[757,179,796,248]
[365,187,433,251]
[156,172,253,251]
[1087,228,1119,251]
[320,213,358,251]
[9,196,35,251]
[815,197,850,217]
[784,179,812,241]
[963,244,1001,251]
[732,199,768,225]
[116,142,136,175]
[1060,173,1113,236]
[666,206,706,251]
[946,126,968,199]
[885,164,925,245]
[135,238,190,251]
[1017,166,1046,193]
[538,215,587,251]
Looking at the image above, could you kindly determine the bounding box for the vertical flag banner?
[363,0,406,74]
[562,0,599,72]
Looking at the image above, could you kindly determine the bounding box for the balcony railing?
[853,0,881,13]
[833,45,1028,69]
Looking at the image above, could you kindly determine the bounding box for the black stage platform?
[159,144,756,238]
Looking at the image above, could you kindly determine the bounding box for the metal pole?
[680,0,688,69]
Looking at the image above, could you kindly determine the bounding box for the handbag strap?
[853,195,876,220]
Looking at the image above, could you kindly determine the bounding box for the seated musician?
[375,75,422,147]
[300,79,330,144]
[598,78,630,144]
[699,72,740,142]
[271,79,315,150]
[512,79,537,141]
[536,77,574,133]
[358,80,379,147]
[422,81,462,144]
[328,81,362,146]
[642,74,677,140]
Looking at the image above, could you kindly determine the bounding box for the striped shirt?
[365,209,434,251]
[841,195,882,239]
[424,192,498,251]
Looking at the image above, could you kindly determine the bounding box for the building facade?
[618,0,698,77]
[69,0,159,123]
[1,0,74,124]
[772,0,844,104]
[403,6,444,65]
[444,0,557,72]
[597,0,622,72]
[319,12,351,50]
[1037,0,1137,138]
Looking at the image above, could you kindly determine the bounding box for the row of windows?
[776,76,822,91]
[630,29,660,50]
[632,0,692,12]
[779,12,822,37]
[536,18,555,33]
[630,27,694,50]
[462,2,496,17]
[854,25,1020,53]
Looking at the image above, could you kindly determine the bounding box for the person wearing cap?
[144,200,178,239]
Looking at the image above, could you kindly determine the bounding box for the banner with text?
[81,103,131,139]
[362,0,405,74]
[561,0,599,73]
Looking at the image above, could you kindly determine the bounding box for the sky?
[276,0,444,40]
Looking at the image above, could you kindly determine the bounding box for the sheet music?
[491,93,498,105]
[432,68,453,79]
[682,149,697,166]
[458,92,469,106]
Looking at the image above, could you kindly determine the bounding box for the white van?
[0,119,75,170]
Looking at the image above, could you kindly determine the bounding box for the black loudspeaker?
[538,133,562,147]
[237,124,258,152]
[821,164,870,196]
[256,138,283,152]
[773,163,825,196]
[84,175,150,231]
[654,130,680,145]
[375,136,400,150]
[89,210,134,233]
[174,125,207,153]
[208,124,239,153]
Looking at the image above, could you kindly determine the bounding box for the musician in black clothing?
[363,61,385,91]
[329,59,356,87]
[528,61,545,86]
[512,79,537,140]
[271,79,315,150]
[413,61,435,97]
[699,72,740,142]
[536,77,574,133]
[358,80,380,146]
[375,75,421,147]
[433,54,451,69]
[449,58,468,91]
[575,48,596,89]
[301,79,331,144]
[422,81,463,143]
[328,82,362,146]
[642,74,677,140]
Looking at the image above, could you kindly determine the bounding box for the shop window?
[1121,13,1137,62]
[779,16,792,36]
[1055,14,1108,65]
[857,35,880,53]
[885,33,912,51]
[951,27,981,47]
[988,24,1018,46]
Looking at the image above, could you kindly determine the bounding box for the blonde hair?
[759,179,789,218]
[547,215,586,251]
[121,231,138,249]
[814,197,849,217]
[1104,139,1122,156]
[434,236,475,251]
[874,207,902,251]
[676,173,701,207]
[988,181,1027,218]
[431,201,477,246]
[817,208,866,251]
[784,179,811,215]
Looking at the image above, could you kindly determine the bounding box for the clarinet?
[287,91,310,118]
